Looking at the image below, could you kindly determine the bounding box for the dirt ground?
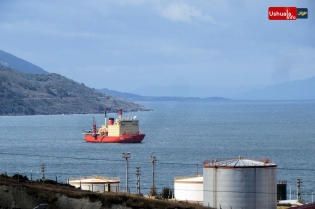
[0,185,40,209]
[0,184,133,209]
[56,195,105,209]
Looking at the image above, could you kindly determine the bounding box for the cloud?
[156,2,216,24]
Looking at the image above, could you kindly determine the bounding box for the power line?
[0,152,194,165]
[0,152,120,162]
[1,152,315,172]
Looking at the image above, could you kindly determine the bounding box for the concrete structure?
[203,156,277,209]
[277,181,287,201]
[174,175,203,202]
[69,176,120,193]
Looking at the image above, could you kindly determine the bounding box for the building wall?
[108,120,139,136]
[120,120,139,135]
[108,125,120,136]
[203,167,277,209]
[70,182,120,193]
[174,182,203,202]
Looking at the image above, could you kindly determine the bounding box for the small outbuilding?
[69,176,120,193]
[174,175,203,202]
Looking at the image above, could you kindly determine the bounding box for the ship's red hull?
[84,134,145,143]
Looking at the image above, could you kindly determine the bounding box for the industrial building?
[69,176,120,193]
[277,180,287,201]
[203,156,277,209]
[174,175,203,202]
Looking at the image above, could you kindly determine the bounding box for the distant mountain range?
[0,50,49,74]
[98,75,315,101]
[101,76,315,101]
[1,49,314,106]
[97,88,230,102]
[234,77,315,100]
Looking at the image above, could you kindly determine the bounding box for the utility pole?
[197,163,199,176]
[136,167,141,194]
[297,179,301,202]
[41,164,45,182]
[150,155,157,196]
[122,152,130,193]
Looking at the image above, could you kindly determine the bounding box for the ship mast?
[104,106,107,126]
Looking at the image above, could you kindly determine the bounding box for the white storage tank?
[203,156,277,209]
[174,175,203,202]
[69,176,120,193]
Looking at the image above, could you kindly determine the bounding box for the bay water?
[0,101,315,201]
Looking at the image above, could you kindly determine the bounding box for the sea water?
[0,101,315,201]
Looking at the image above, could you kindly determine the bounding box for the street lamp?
[312,191,315,203]
[122,152,131,193]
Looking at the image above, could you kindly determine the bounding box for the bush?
[0,172,9,178]
[12,173,29,181]
[44,179,58,185]
[161,187,173,199]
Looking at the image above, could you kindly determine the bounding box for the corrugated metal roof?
[174,176,203,183]
[69,178,119,183]
[279,200,302,205]
[69,176,120,183]
[203,157,277,168]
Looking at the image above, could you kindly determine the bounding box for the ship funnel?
[119,109,122,119]
[109,118,114,125]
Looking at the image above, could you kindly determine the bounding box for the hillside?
[234,77,315,100]
[0,65,149,115]
[0,50,49,74]
[0,174,208,209]
[97,88,230,102]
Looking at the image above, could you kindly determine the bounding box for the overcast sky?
[1,0,314,97]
